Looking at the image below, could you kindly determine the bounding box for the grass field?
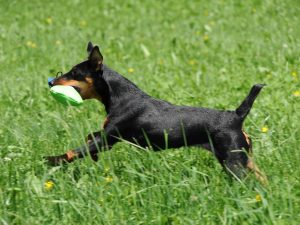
[0,0,300,224]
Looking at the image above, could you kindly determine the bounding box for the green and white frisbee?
[50,85,83,106]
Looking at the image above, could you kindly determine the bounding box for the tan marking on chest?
[242,130,250,145]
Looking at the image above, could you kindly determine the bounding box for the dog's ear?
[88,46,103,70]
[87,41,94,55]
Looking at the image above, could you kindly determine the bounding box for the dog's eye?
[71,69,78,78]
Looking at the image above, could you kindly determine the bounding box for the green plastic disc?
[50,85,83,106]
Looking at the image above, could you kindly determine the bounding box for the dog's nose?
[48,77,55,87]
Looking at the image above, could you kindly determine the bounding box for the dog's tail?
[236,84,265,121]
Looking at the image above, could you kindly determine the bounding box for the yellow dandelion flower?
[293,90,300,97]
[26,41,37,48]
[44,180,54,190]
[189,59,197,66]
[292,71,298,81]
[158,59,164,65]
[128,68,134,73]
[55,40,61,45]
[255,194,262,202]
[105,176,113,183]
[26,41,33,47]
[46,17,53,25]
[203,34,209,41]
[79,20,87,27]
[261,127,269,133]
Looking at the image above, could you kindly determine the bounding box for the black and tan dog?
[46,42,266,183]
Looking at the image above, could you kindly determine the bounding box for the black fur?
[46,42,265,179]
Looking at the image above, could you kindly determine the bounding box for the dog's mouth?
[49,79,81,94]
[50,74,82,95]
[71,86,81,93]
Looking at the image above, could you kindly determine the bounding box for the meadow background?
[0,0,299,224]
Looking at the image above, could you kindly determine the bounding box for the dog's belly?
[115,104,236,151]
[131,121,210,150]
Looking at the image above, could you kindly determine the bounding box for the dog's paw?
[43,155,69,166]
[85,131,101,143]
[90,153,99,162]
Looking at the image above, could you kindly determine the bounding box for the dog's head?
[50,42,105,100]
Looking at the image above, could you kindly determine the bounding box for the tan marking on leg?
[247,158,268,185]
[66,150,77,162]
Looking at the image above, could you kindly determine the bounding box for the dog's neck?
[93,64,148,114]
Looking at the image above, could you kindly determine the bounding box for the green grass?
[1,0,300,224]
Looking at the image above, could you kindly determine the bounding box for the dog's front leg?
[45,131,116,166]
[84,131,105,161]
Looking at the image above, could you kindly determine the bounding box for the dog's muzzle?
[48,77,55,87]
